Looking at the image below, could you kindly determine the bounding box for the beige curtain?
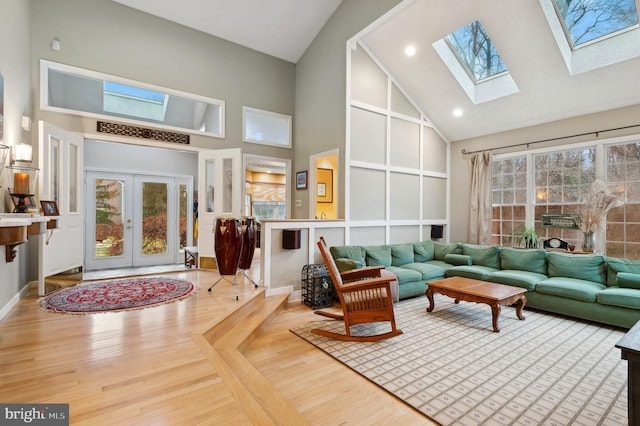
[468,152,492,245]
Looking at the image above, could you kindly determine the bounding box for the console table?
[616,320,640,426]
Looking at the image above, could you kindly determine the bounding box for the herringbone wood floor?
[0,265,430,425]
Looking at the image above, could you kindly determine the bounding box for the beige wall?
[0,0,32,310]
[30,0,296,159]
[450,103,640,243]
[293,0,402,219]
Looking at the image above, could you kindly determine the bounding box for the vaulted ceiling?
[113,0,640,143]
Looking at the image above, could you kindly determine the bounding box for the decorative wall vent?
[97,121,190,145]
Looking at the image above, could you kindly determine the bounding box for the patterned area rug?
[40,277,195,314]
[291,295,628,425]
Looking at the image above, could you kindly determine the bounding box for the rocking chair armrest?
[341,265,384,282]
[340,276,393,293]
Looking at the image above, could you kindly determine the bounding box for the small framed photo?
[40,200,59,216]
[11,194,35,210]
[296,170,308,190]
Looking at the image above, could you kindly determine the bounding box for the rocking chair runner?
[312,237,403,342]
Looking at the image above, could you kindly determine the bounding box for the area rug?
[40,277,195,314]
[291,295,628,425]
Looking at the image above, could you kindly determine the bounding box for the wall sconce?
[0,144,10,180]
[11,143,33,164]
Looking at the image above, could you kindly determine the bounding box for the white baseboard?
[0,284,31,321]
[265,285,301,304]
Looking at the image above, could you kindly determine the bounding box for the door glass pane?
[95,179,124,258]
[50,138,60,203]
[69,144,78,212]
[179,183,188,249]
[206,160,215,212]
[142,182,167,255]
[223,158,232,212]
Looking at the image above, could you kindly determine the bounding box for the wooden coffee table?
[425,276,527,332]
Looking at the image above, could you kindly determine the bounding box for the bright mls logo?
[1,404,69,425]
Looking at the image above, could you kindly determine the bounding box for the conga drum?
[238,216,257,270]
[214,217,243,275]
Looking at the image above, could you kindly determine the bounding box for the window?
[432,21,519,104]
[553,0,639,48]
[41,60,225,138]
[606,141,640,258]
[492,156,527,246]
[533,148,595,246]
[243,106,292,148]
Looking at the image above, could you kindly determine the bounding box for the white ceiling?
[112,0,343,63]
[112,0,640,142]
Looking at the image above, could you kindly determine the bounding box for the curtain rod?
[461,124,640,156]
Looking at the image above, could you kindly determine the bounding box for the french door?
[85,171,192,270]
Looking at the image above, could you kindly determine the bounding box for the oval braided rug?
[40,277,195,314]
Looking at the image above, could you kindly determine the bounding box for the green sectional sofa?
[328,241,640,329]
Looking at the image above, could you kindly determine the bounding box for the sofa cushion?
[330,245,365,264]
[364,246,392,267]
[486,270,548,292]
[597,287,640,310]
[391,243,415,267]
[444,253,472,266]
[536,277,606,302]
[445,265,498,281]
[425,260,456,271]
[616,272,640,290]
[401,262,445,281]
[434,242,462,261]
[547,252,606,285]
[500,247,547,274]
[386,266,422,285]
[462,244,501,269]
[334,258,365,273]
[606,257,640,286]
[414,240,435,262]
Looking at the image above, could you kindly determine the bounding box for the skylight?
[433,20,518,104]
[103,81,168,122]
[553,0,639,49]
[446,21,507,82]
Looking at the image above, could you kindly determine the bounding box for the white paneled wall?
[346,44,450,245]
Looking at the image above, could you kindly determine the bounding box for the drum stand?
[207,272,240,301]
[238,269,259,288]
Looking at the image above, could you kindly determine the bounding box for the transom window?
[104,81,168,122]
[553,0,639,49]
[446,21,507,82]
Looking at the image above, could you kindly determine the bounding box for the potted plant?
[512,226,540,249]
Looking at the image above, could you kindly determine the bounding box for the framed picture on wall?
[317,168,333,203]
[296,170,308,189]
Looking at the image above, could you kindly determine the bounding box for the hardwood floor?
[0,266,432,425]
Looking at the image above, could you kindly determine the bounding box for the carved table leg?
[491,304,501,332]
[425,288,435,312]
[515,296,527,320]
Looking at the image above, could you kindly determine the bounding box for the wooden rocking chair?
[312,237,403,342]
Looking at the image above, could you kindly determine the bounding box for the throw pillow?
[364,246,392,267]
[500,247,547,274]
[547,252,606,284]
[444,253,473,266]
[434,242,462,261]
[616,272,640,290]
[606,257,640,286]
[329,245,365,264]
[414,240,435,262]
[391,243,414,266]
[334,258,364,273]
[462,244,501,269]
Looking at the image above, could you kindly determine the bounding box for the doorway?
[311,150,338,219]
[84,171,193,271]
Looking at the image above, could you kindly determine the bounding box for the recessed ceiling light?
[404,45,416,57]
[453,108,463,117]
